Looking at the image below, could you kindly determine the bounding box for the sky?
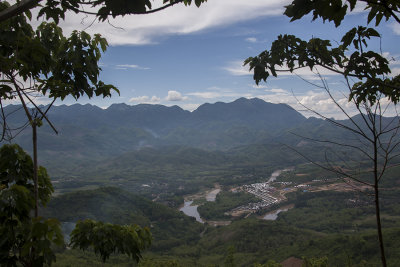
[15,0,400,118]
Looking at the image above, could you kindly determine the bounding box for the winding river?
[180,168,290,222]
[262,204,294,220]
[180,200,204,223]
[179,188,221,223]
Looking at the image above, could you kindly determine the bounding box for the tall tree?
[0,144,63,266]
[245,1,400,105]
[0,0,206,217]
[0,4,117,215]
[1,1,204,265]
[245,1,400,266]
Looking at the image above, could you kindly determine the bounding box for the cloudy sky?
[26,0,400,118]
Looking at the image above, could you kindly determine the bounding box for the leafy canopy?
[245,1,400,105]
[0,144,64,266]
[70,219,152,263]
[0,1,118,102]
[0,0,207,24]
[284,0,400,27]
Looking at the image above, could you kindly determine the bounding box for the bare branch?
[20,90,58,135]
[290,131,373,161]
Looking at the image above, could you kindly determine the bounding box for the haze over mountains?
[5,98,307,153]
[4,97,394,176]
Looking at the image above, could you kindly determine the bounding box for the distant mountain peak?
[107,103,130,111]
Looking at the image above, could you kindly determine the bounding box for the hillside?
[45,187,400,266]
[42,187,203,252]
[3,98,308,160]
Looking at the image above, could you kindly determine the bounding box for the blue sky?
[23,1,400,118]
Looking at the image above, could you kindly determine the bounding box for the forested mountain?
[42,187,203,252]
[4,97,398,180]
[4,98,307,155]
[5,97,400,266]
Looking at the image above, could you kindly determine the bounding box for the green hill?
[42,187,204,252]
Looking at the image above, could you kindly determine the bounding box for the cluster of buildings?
[232,182,279,212]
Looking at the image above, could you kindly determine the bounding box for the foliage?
[0,144,64,266]
[284,0,400,27]
[42,187,204,252]
[254,260,282,267]
[244,27,399,105]
[223,245,236,267]
[245,2,400,105]
[139,258,183,267]
[70,219,152,263]
[198,191,259,220]
[45,182,400,266]
[246,2,400,266]
[0,0,207,24]
[302,256,328,267]
[0,0,118,104]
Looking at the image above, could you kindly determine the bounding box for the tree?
[0,144,152,266]
[245,1,400,106]
[70,219,152,263]
[293,78,400,266]
[0,144,63,266]
[302,256,328,267]
[254,260,282,267]
[1,0,205,265]
[0,0,207,218]
[224,245,236,267]
[0,0,207,24]
[0,2,118,217]
[245,1,400,266]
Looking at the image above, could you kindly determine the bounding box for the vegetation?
[0,144,63,266]
[198,191,258,220]
[246,1,400,266]
[0,145,153,266]
[70,219,151,263]
[37,177,400,266]
[0,0,207,23]
[41,187,204,252]
[0,1,206,266]
[2,1,400,265]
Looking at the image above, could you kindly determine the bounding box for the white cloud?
[225,60,340,80]
[224,60,252,76]
[266,88,289,94]
[390,22,400,35]
[245,37,257,43]
[252,84,269,89]
[129,95,160,103]
[187,89,251,99]
[166,90,188,101]
[42,0,289,45]
[390,67,400,77]
[115,64,150,70]
[187,91,222,99]
[206,86,230,92]
[180,103,201,111]
[254,90,356,119]
[289,66,339,80]
[150,96,161,102]
[129,96,150,102]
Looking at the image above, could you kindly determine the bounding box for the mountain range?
[3,98,308,156]
[3,97,397,181]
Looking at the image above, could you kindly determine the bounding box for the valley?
[179,166,373,224]
[2,98,400,266]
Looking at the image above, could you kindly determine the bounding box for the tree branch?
[0,0,41,23]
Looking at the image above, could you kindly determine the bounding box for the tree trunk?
[374,137,386,267]
[32,122,38,218]
[374,182,386,267]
